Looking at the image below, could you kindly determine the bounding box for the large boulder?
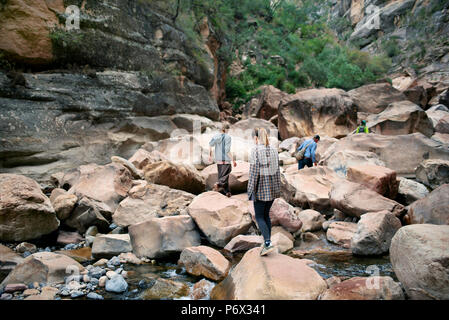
[143,161,206,194]
[326,222,358,248]
[396,177,430,206]
[178,246,231,281]
[67,163,134,212]
[210,248,327,300]
[415,159,449,190]
[112,181,195,227]
[297,210,326,232]
[329,180,406,218]
[405,184,449,225]
[129,215,200,259]
[201,161,249,193]
[92,234,133,259]
[242,85,287,120]
[281,166,344,213]
[187,192,252,247]
[346,164,399,199]
[64,197,111,234]
[0,252,85,289]
[351,211,402,256]
[320,133,449,177]
[366,101,434,137]
[0,174,59,242]
[278,88,357,140]
[390,224,449,300]
[348,83,407,114]
[320,276,404,300]
[321,150,386,178]
[426,105,449,134]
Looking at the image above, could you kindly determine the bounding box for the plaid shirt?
[247,144,281,201]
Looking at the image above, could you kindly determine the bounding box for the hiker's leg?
[220,164,232,194]
[305,158,313,168]
[298,159,305,170]
[254,200,271,243]
[263,200,274,242]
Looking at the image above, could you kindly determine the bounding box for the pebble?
[106,271,118,279]
[23,289,40,297]
[93,259,108,267]
[89,266,106,279]
[121,271,128,279]
[70,290,85,299]
[0,293,13,300]
[59,289,70,297]
[87,292,104,300]
[109,223,118,230]
[98,276,108,287]
[89,278,99,286]
[5,283,28,293]
[83,275,90,283]
[15,242,37,254]
[105,274,128,293]
[108,256,121,266]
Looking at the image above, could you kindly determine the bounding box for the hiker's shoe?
[260,244,276,256]
[226,192,232,198]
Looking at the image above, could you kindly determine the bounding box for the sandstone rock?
[392,76,416,92]
[67,163,134,212]
[321,150,386,178]
[142,278,190,300]
[366,101,434,137]
[431,132,449,145]
[278,88,357,139]
[348,83,406,114]
[347,164,399,199]
[242,85,287,120]
[320,276,404,300]
[178,246,231,281]
[143,161,205,194]
[426,105,449,133]
[223,235,264,253]
[49,188,67,204]
[15,242,37,254]
[0,244,23,271]
[55,247,93,263]
[105,274,128,293]
[129,215,201,259]
[415,159,449,190]
[128,149,166,170]
[111,156,143,179]
[64,197,111,234]
[279,137,301,153]
[281,166,344,213]
[118,252,142,265]
[56,231,84,246]
[329,180,405,218]
[397,177,430,205]
[0,0,64,64]
[297,209,326,232]
[0,252,85,288]
[326,222,358,248]
[191,279,215,300]
[271,232,294,253]
[230,118,278,138]
[210,248,327,300]
[113,182,194,227]
[92,234,133,259]
[320,133,449,177]
[390,224,449,300]
[187,192,252,247]
[279,152,297,166]
[201,161,249,193]
[52,194,78,221]
[351,211,402,256]
[268,198,303,233]
[0,174,59,242]
[405,184,449,225]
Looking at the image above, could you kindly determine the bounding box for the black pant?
[217,163,232,195]
[298,157,313,170]
[253,200,274,243]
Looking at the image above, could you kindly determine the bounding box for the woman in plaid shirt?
[248,128,281,256]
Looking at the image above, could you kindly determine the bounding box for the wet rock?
[105,274,128,293]
[390,224,449,300]
[351,211,402,256]
[191,279,215,300]
[87,292,104,300]
[178,246,231,281]
[142,278,190,300]
[56,247,93,263]
[211,248,327,300]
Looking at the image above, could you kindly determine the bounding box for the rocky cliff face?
[0,0,221,182]
[329,0,449,84]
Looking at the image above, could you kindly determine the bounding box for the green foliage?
[381,38,401,58]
